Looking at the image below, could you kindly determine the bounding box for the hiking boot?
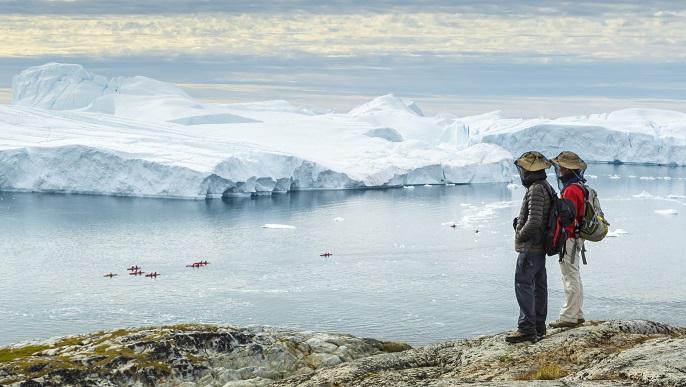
[577,318,586,324]
[505,331,538,344]
[537,328,546,337]
[549,319,578,328]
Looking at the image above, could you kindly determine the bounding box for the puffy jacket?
[515,178,553,253]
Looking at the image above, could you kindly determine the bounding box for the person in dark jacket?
[506,151,553,343]
[549,151,587,328]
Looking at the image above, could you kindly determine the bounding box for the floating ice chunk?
[609,175,621,179]
[640,176,656,180]
[655,209,678,215]
[606,229,628,237]
[668,194,686,199]
[585,174,597,179]
[261,224,296,229]
[634,191,653,198]
[403,186,415,189]
[507,183,520,189]
[334,217,344,222]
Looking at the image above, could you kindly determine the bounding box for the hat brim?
[552,159,587,170]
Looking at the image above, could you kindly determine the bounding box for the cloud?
[1,11,685,63]
[1,0,683,17]
[1,1,684,117]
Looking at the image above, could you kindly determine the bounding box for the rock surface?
[0,324,409,386]
[1,320,685,386]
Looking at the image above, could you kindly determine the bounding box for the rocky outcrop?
[0,324,410,386]
[273,320,686,387]
[1,320,685,386]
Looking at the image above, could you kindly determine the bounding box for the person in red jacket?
[548,151,587,328]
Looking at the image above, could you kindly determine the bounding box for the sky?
[1,0,685,118]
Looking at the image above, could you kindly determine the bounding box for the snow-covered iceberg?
[2,63,685,199]
[465,109,686,165]
[2,63,514,199]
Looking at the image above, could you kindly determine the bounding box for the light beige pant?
[558,238,584,323]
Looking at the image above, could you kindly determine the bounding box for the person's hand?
[513,217,518,230]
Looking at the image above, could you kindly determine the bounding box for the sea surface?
[1,164,685,348]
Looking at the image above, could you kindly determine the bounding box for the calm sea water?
[1,164,685,348]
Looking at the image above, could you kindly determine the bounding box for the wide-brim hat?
[551,151,587,171]
[514,151,552,172]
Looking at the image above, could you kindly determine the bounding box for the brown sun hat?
[514,151,552,172]
[551,151,587,171]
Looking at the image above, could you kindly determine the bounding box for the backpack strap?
[538,179,557,199]
[569,238,587,265]
[571,182,588,265]
[573,182,588,214]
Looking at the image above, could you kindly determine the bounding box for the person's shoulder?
[568,182,586,195]
[532,179,553,190]
[530,180,552,196]
[531,179,551,186]
[563,182,586,201]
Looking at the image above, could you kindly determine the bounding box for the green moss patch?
[0,345,51,363]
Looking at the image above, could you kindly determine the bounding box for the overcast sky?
[1,0,685,117]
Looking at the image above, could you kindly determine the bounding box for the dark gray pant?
[514,251,548,335]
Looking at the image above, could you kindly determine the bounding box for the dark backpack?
[538,181,577,259]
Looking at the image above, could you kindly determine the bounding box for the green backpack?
[575,183,609,242]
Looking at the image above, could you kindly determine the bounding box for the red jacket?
[561,183,585,238]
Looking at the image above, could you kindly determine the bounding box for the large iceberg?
[1,63,684,199]
[2,63,513,199]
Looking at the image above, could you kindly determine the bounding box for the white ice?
[634,191,654,198]
[606,229,628,237]
[261,224,296,229]
[2,62,686,199]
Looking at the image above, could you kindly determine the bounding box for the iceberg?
[468,109,686,165]
[1,62,685,199]
[1,63,514,199]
